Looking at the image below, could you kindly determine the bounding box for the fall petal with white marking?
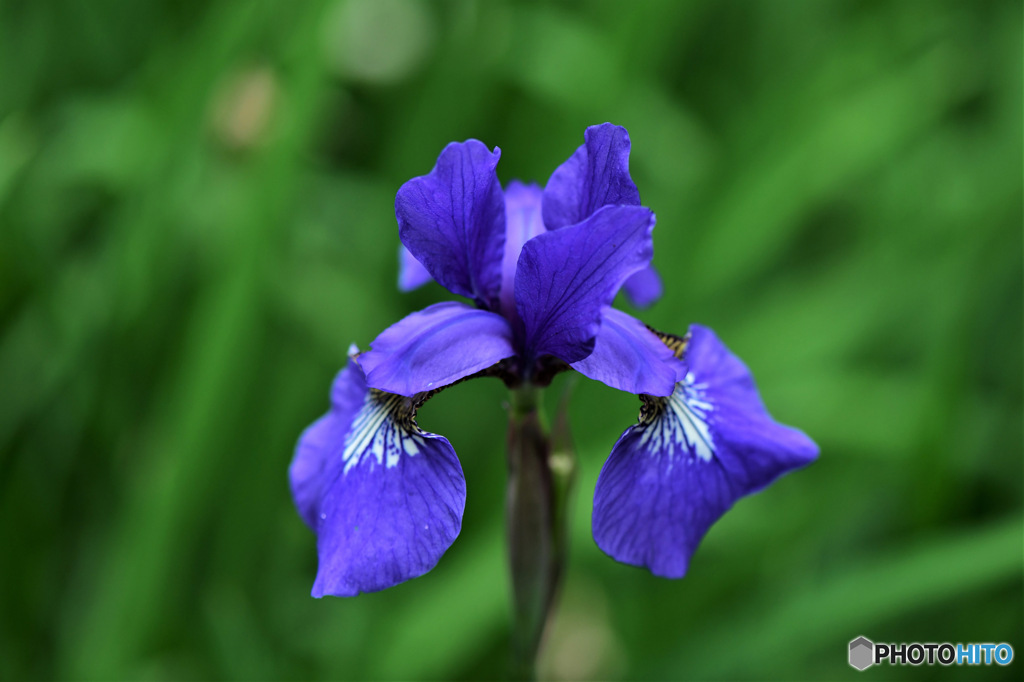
[290,356,465,597]
[592,325,818,578]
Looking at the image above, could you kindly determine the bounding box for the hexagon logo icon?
[849,636,874,671]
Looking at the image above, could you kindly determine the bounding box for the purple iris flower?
[290,123,818,597]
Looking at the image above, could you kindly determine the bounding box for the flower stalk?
[505,386,575,679]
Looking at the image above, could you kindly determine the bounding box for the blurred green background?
[1,0,1020,679]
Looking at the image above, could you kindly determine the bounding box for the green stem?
[505,386,576,680]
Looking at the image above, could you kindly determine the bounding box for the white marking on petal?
[638,371,715,462]
[342,390,426,474]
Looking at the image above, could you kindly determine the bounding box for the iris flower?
[290,124,818,597]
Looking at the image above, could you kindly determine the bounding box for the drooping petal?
[304,363,465,597]
[515,205,655,364]
[592,324,819,578]
[621,265,663,309]
[499,180,545,321]
[290,354,366,529]
[542,123,640,230]
[359,301,515,396]
[398,245,433,291]
[395,140,506,309]
[570,307,680,396]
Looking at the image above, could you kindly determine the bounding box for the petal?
[570,307,680,396]
[515,205,655,364]
[542,123,640,230]
[499,180,545,321]
[359,301,515,396]
[621,265,663,309]
[306,364,465,597]
[396,140,506,309]
[592,324,818,578]
[289,359,366,529]
[398,245,433,291]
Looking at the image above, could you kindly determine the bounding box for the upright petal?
[396,140,506,309]
[499,181,546,321]
[621,265,663,309]
[398,245,433,291]
[359,301,515,396]
[290,357,466,597]
[543,124,664,307]
[515,205,655,364]
[571,307,680,396]
[542,123,640,230]
[592,325,819,578]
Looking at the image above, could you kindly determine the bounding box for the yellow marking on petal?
[645,326,690,359]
